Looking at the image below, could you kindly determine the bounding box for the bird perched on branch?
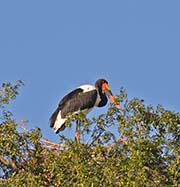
[50,79,121,141]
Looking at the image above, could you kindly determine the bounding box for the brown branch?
[117,135,128,145]
[18,120,65,150]
[0,155,17,170]
[40,138,65,150]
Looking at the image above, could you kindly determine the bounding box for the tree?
[0,81,179,187]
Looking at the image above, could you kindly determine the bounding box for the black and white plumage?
[50,79,121,134]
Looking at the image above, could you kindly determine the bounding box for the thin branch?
[0,155,17,170]
[40,138,65,150]
[19,120,28,132]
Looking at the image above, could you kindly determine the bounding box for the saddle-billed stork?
[50,79,121,141]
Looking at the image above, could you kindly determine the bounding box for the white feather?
[79,84,96,92]
[53,111,66,132]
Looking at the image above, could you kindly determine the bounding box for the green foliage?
[0,80,24,121]
[0,82,179,186]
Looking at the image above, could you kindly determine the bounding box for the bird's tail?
[50,107,66,133]
[50,107,59,128]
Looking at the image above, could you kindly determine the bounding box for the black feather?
[59,88,83,108]
[61,89,97,118]
[50,88,83,129]
[50,88,98,131]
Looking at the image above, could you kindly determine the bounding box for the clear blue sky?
[0,1,180,142]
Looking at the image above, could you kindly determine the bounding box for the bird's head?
[95,79,121,109]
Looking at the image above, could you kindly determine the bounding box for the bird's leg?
[75,120,80,143]
[119,135,128,145]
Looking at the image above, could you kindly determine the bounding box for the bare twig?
[19,120,28,132]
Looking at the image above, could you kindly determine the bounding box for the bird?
[50,79,121,141]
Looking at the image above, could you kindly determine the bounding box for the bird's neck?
[98,91,108,107]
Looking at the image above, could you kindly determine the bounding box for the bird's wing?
[61,89,97,118]
[50,88,83,128]
[58,88,83,107]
